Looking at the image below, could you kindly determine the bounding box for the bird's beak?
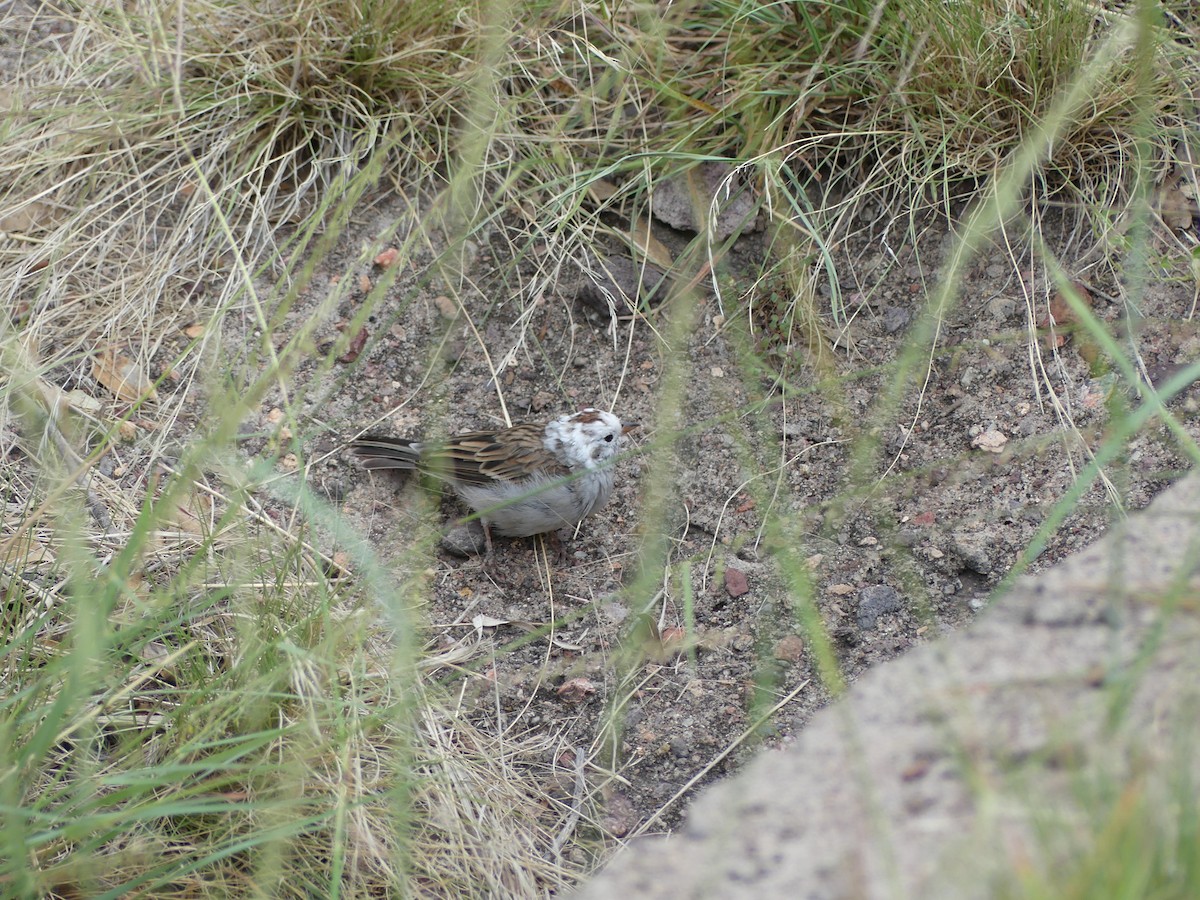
[622,422,639,435]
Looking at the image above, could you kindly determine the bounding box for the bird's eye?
[604,433,614,442]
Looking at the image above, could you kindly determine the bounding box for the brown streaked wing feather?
[429,432,502,485]
[429,423,568,485]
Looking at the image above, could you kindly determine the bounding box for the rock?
[601,789,638,838]
[725,567,750,598]
[951,531,993,575]
[650,161,760,239]
[971,428,1008,453]
[773,635,805,663]
[440,522,487,557]
[881,305,911,334]
[856,584,901,629]
[575,255,673,317]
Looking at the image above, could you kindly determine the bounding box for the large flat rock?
[578,476,1200,898]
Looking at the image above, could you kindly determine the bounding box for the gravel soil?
[271,189,1196,839]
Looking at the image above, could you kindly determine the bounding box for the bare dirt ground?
[254,187,1196,841]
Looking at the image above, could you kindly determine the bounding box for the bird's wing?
[434,424,570,485]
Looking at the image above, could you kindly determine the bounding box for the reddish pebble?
[725,567,750,597]
[556,677,596,704]
[773,634,805,662]
[373,247,400,268]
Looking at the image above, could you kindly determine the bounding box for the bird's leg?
[480,519,516,582]
[482,520,495,559]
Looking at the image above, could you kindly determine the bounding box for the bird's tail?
[349,436,423,470]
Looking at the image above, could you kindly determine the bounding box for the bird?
[350,408,636,555]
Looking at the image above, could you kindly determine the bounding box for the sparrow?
[350,408,636,554]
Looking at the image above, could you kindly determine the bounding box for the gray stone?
[440,522,486,557]
[856,584,901,629]
[575,255,673,317]
[650,161,760,239]
[952,530,993,574]
[881,305,911,333]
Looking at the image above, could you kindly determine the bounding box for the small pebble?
[971,428,1008,453]
[773,635,805,662]
[952,531,993,575]
[725,567,750,597]
[857,585,901,629]
[441,523,486,558]
[881,306,910,333]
